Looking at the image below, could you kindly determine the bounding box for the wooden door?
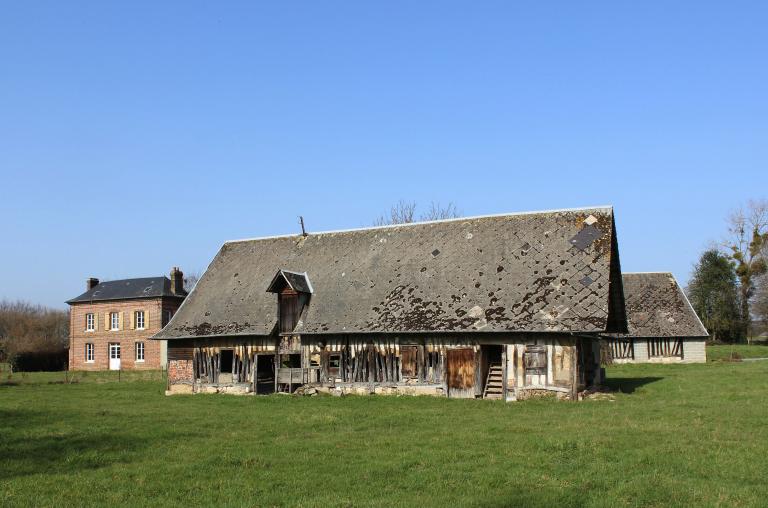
[447,348,475,398]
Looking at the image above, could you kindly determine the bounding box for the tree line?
[687,199,768,343]
[0,300,69,371]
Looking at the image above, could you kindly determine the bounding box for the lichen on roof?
[155,206,626,339]
[618,272,708,338]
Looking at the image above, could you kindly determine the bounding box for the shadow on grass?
[0,408,156,480]
[604,376,663,394]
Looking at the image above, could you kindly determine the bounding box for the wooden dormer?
[266,270,313,335]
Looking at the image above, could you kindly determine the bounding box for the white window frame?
[110,312,119,331]
[135,310,145,330]
[85,313,95,332]
[135,341,145,362]
[85,343,94,362]
[163,309,173,327]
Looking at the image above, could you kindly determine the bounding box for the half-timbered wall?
[611,338,706,364]
[166,333,596,399]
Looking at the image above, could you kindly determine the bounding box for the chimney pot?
[170,267,184,295]
[87,278,100,291]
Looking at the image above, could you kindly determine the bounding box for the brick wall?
[168,359,194,384]
[69,297,183,371]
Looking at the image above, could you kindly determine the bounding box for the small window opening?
[281,353,301,368]
[219,349,234,373]
[523,345,547,375]
[328,353,341,377]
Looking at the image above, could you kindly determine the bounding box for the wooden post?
[571,339,578,402]
[502,346,508,401]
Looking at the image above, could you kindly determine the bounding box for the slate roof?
[267,270,314,294]
[156,206,626,340]
[66,277,187,304]
[618,272,708,338]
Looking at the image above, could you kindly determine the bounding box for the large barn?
[154,206,628,401]
[605,272,708,363]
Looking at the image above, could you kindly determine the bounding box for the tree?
[687,249,743,343]
[726,199,768,343]
[184,271,201,293]
[0,300,69,370]
[373,201,460,226]
[753,274,768,332]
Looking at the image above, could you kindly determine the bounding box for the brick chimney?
[87,278,100,291]
[170,267,184,294]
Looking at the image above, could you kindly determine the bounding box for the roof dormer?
[266,270,313,335]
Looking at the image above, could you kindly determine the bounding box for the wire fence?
[0,363,166,386]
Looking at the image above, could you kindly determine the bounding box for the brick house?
[66,268,188,371]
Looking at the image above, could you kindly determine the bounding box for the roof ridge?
[225,205,614,245]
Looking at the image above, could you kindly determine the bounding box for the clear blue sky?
[1,2,766,309]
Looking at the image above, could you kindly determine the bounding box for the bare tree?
[0,300,69,370]
[373,200,460,226]
[184,271,202,293]
[726,199,768,343]
[373,200,417,226]
[421,201,460,222]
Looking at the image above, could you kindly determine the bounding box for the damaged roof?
[155,206,627,339]
[618,272,708,338]
[67,277,186,304]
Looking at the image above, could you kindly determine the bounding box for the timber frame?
[157,206,626,400]
[166,333,603,400]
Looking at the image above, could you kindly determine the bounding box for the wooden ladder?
[483,363,503,400]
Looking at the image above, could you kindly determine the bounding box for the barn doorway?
[480,345,503,399]
[219,349,234,383]
[254,354,275,394]
[447,348,476,398]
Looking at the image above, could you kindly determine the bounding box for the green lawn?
[2,362,767,507]
[707,344,768,362]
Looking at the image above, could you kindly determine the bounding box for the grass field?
[706,344,768,362]
[2,353,768,507]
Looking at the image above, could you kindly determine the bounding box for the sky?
[1,2,766,309]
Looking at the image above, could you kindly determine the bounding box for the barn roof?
[154,206,627,339]
[618,272,708,338]
[67,277,186,304]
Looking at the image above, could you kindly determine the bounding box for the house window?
[647,338,682,358]
[279,291,299,333]
[523,345,547,375]
[85,313,95,331]
[135,311,145,330]
[162,310,173,327]
[110,312,119,331]
[135,342,145,362]
[85,343,94,362]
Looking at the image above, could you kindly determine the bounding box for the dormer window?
[267,269,313,335]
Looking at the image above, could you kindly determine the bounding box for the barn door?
[447,348,475,398]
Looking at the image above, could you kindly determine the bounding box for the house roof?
[617,272,708,338]
[66,277,187,304]
[154,206,627,340]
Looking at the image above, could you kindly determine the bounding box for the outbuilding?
[155,206,627,400]
[605,272,708,363]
